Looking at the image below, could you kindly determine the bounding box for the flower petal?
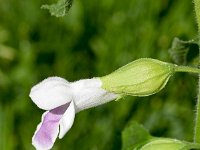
[71,78,118,112]
[59,101,75,139]
[32,103,70,150]
[29,77,73,110]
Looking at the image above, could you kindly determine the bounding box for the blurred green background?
[0,0,198,149]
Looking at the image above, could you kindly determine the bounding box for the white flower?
[29,77,118,150]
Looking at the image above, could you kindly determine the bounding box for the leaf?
[41,0,73,17]
[122,121,152,150]
[168,37,199,65]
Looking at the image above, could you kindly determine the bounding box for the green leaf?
[41,0,73,17]
[168,37,199,65]
[122,121,152,150]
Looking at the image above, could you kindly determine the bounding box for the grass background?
[0,0,198,149]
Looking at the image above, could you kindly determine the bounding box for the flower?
[29,77,118,150]
[30,58,176,149]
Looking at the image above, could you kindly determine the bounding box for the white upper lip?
[30,76,118,112]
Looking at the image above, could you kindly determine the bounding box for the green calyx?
[140,139,185,150]
[139,138,200,150]
[100,58,200,97]
[100,58,175,97]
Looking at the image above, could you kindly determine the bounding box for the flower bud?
[101,58,175,97]
[140,138,186,150]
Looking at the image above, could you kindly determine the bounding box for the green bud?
[140,138,187,150]
[101,58,175,97]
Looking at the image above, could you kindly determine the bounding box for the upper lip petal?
[29,77,73,110]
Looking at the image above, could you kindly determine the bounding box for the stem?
[195,81,200,144]
[174,66,200,74]
[194,0,200,144]
[185,142,200,149]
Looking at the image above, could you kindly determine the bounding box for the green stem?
[174,65,200,74]
[185,142,200,149]
[195,82,200,144]
[194,0,200,144]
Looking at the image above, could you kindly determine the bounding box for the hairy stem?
[194,0,200,143]
[174,65,200,74]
